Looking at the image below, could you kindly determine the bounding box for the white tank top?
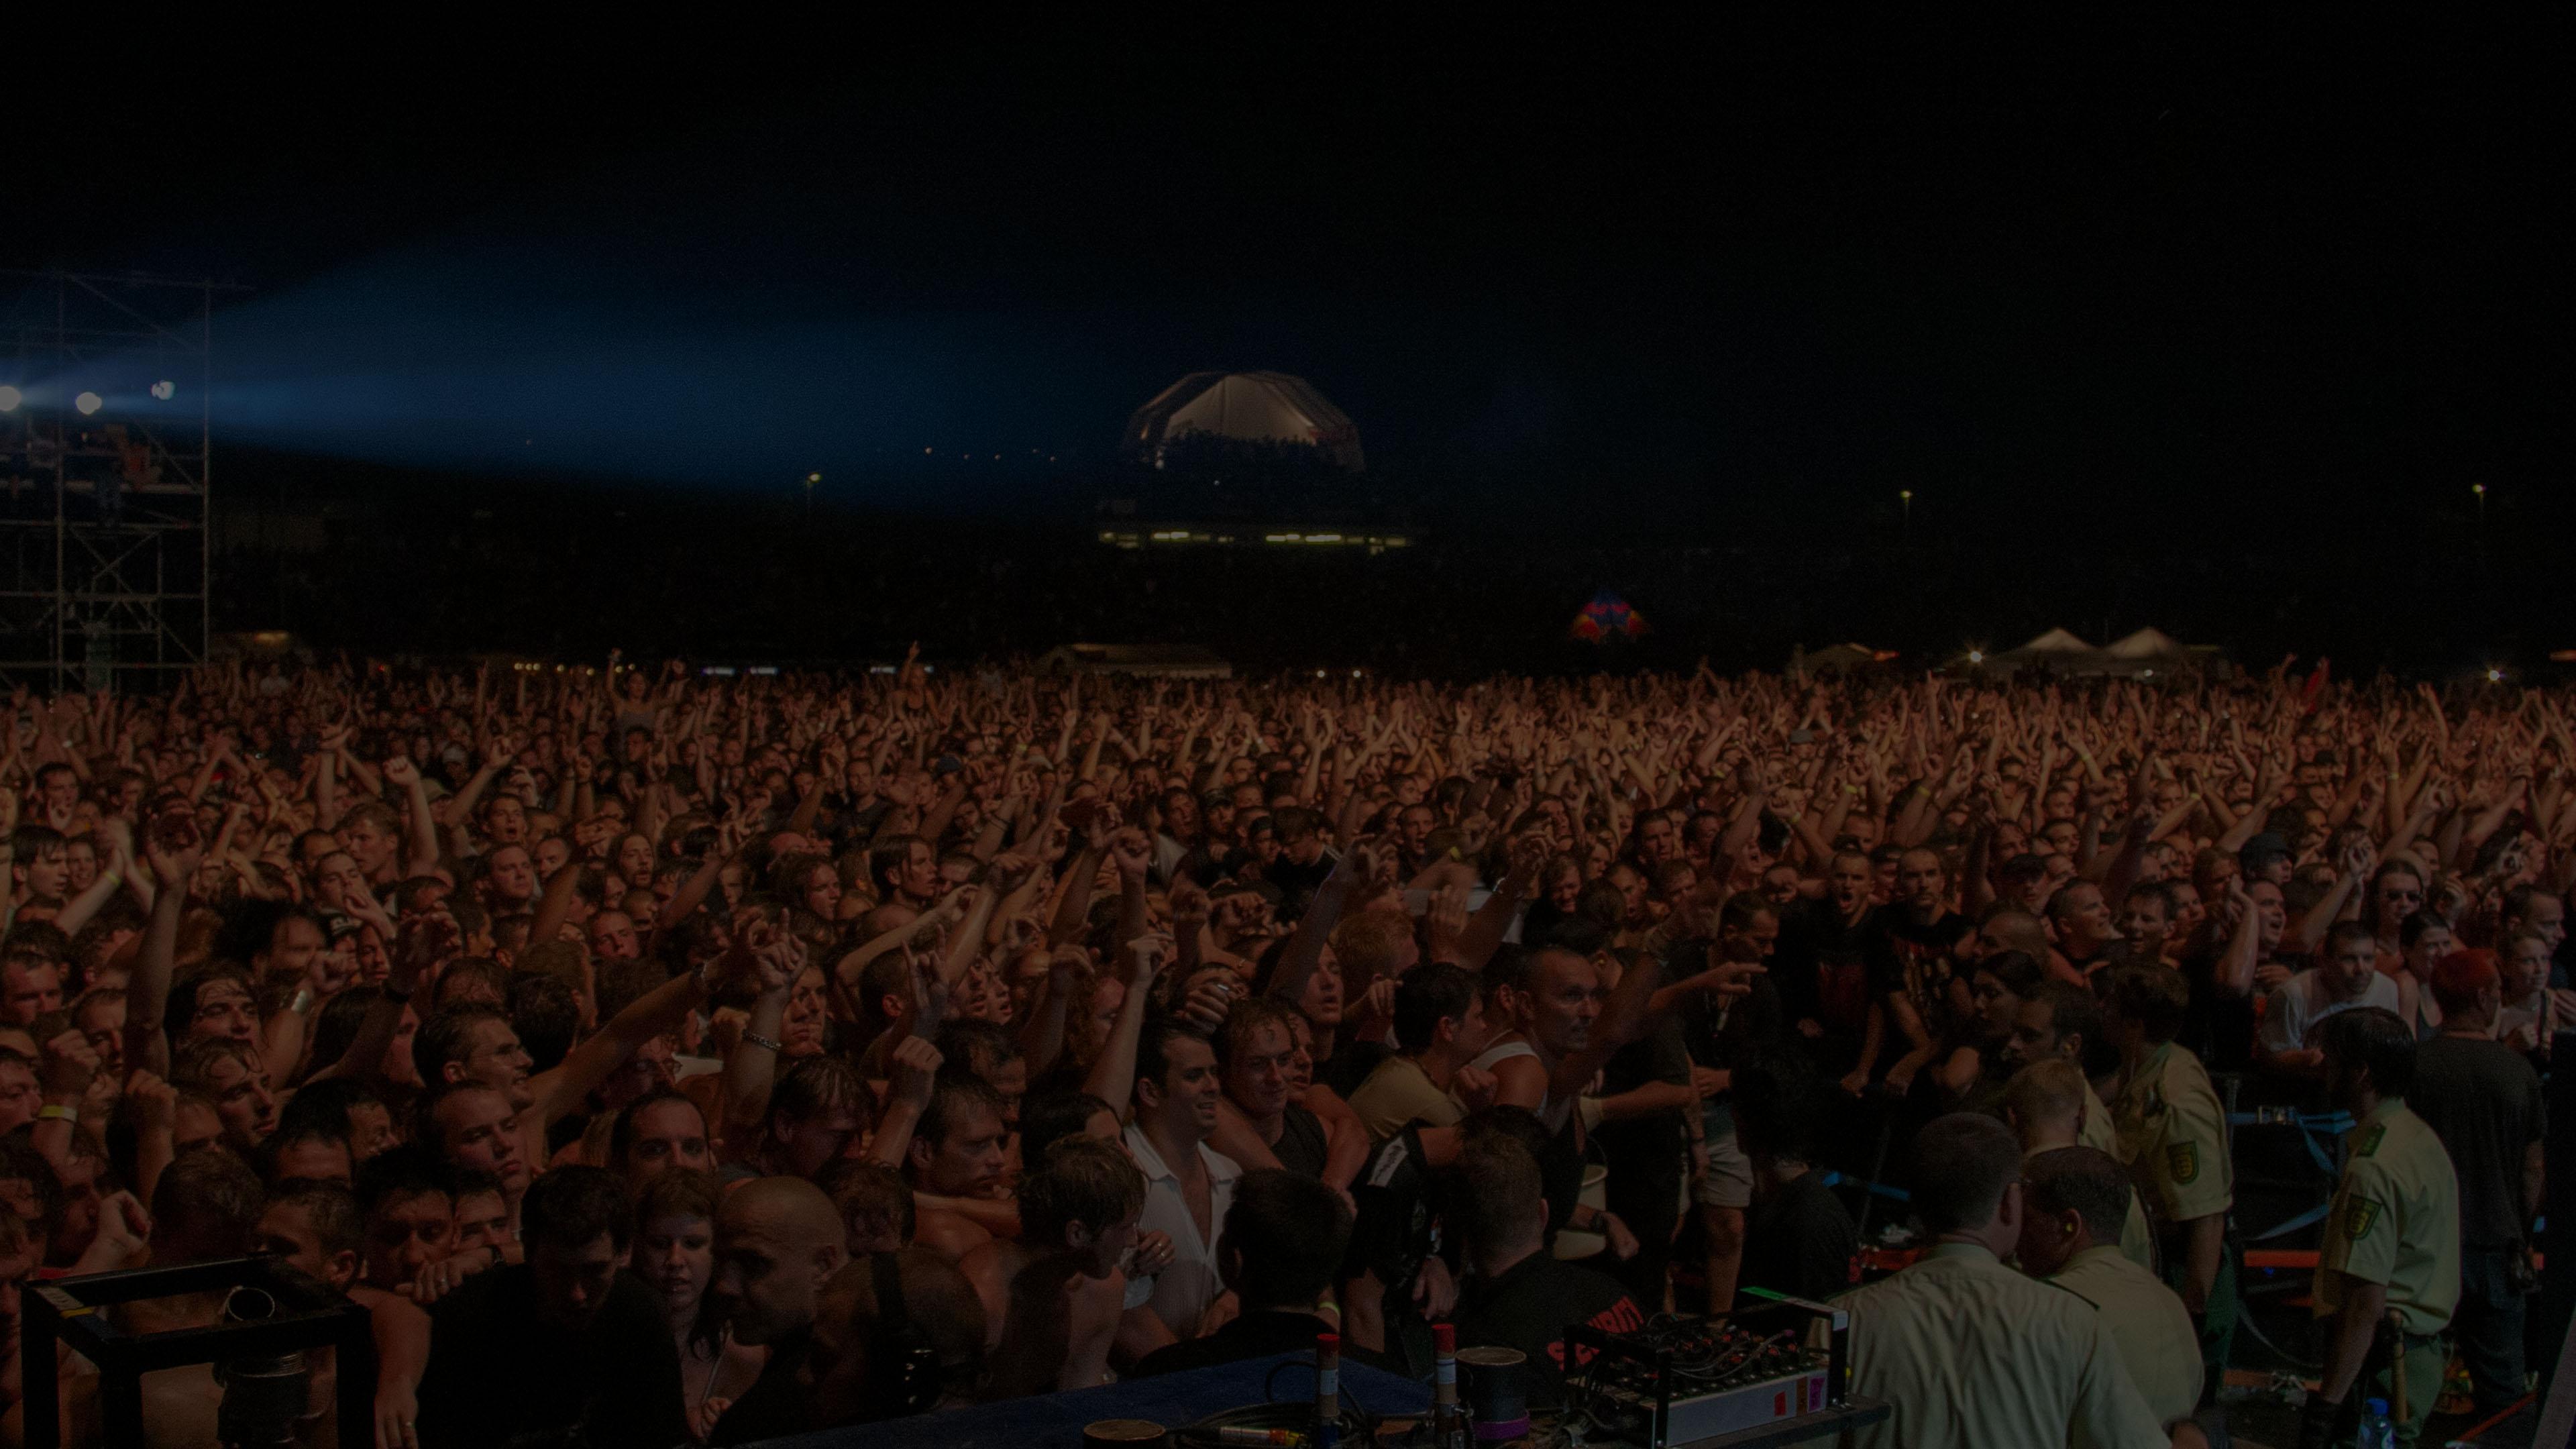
[1466,1038,1570,1131]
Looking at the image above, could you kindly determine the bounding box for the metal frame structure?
[21,1254,374,1449]
[0,269,235,692]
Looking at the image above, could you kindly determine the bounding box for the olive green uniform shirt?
[1346,1053,1464,1141]
[1833,1242,2165,1449]
[2051,1244,2204,1428]
[2315,1097,2460,1336]
[2112,1041,2234,1224]
[2080,1077,2119,1156]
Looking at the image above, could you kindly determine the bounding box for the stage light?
[0,386,18,413]
[2487,667,2504,682]
[1967,650,1984,665]
[806,472,822,484]
[73,392,101,415]
[150,380,176,400]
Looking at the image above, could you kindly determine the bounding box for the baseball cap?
[2239,833,2292,869]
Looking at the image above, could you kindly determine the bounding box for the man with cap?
[1831,1112,2202,1449]
[2298,1008,2459,1449]
[2104,966,2237,1406]
[2239,833,2294,890]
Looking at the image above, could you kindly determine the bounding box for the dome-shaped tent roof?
[1124,371,1364,472]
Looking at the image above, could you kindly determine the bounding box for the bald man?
[1978,910,2049,968]
[708,1177,851,1445]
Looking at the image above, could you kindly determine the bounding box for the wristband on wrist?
[38,1104,76,1124]
[742,1032,784,1053]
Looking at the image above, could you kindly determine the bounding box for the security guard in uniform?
[1833,1114,2206,1449]
[2104,966,2237,1404]
[2299,1008,2459,1449]
[2017,1146,2206,1429]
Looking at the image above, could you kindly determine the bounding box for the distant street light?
[804,472,822,513]
[2473,483,2487,525]
[1899,489,1914,530]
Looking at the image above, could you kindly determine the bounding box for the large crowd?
[0,654,2561,1448]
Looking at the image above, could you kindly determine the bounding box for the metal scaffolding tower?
[0,270,235,693]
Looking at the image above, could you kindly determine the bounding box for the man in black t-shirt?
[1864,849,1973,1097]
[2411,955,2546,1416]
[1772,851,1880,1081]
[415,1166,686,1449]
[1262,810,1336,923]
[1449,1134,1644,1407]
[1218,998,1332,1177]
[1134,1169,1389,1377]
[1731,1055,1858,1299]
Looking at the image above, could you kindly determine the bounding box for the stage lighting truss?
[0,269,241,692]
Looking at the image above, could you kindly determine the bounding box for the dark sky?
[13,17,2568,525]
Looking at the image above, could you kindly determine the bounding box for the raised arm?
[128,828,205,1077]
[380,754,443,879]
[1261,845,1364,1014]
[722,933,804,1138]
[529,954,727,1130]
[527,860,584,953]
[1450,835,1546,973]
[2282,841,2369,955]
[1085,933,1171,1118]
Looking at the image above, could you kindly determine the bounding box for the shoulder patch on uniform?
[2355,1124,2386,1159]
[2343,1199,2379,1242]
[2166,1142,2198,1185]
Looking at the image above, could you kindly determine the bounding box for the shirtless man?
[961,1136,1145,1395]
[905,1075,1013,1260]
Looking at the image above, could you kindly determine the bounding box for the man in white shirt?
[2259,922,2399,1080]
[1122,1018,1242,1339]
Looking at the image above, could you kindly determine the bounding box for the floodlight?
[0,386,19,413]
[150,380,176,400]
[73,392,101,416]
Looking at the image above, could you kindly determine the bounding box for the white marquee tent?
[1123,371,1365,471]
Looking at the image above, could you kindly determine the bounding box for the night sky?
[13,17,2566,529]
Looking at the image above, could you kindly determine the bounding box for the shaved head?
[723,1175,844,1250]
[713,1175,849,1345]
[1980,910,2047,961]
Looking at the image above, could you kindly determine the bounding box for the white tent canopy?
[2102,627,2190,660]
[1124,371,1365,471]
[2015,628,2095,653]
[1969,626,2216,678]
[1999,628,2096,662]
[1036,643,1233,679]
